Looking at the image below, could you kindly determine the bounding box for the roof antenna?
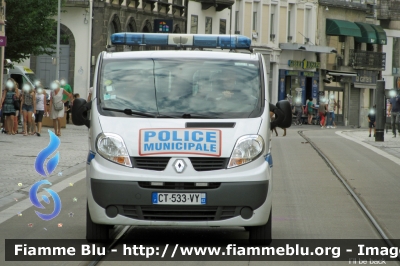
[229,6,233,52]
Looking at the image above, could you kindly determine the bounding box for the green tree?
[5,0,64,63]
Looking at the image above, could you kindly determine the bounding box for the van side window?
[22,76,30,86]
[11,74,23,89]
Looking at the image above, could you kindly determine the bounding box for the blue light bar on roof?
[144,34,168,45]
[193,35,218,47]
[110,33,252,49]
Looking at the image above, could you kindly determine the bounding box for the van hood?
[98,116,262,158]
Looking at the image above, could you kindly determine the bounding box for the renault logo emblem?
[174,159,185,173]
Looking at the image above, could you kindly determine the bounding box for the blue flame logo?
[30,130,62,220]
[35,130,60,177]
[29,180,62,221]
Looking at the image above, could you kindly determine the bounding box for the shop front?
[352,70,379,128]
[278,42,337,106]
[278,59,320,105]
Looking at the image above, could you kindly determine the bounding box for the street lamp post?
[375,80,385,142]
[56,0,61,81]
[88,0,93,94]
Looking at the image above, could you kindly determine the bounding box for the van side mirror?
[72,98,91,128]
[269,100,292,129]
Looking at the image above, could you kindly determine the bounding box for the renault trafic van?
[4,65,37,89]
[4,64,50,102]
[72,33,291,244]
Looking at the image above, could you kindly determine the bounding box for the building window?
[393,37,400,74]
[253,11,257,31]
[235,11,240,34]
[205,17,212,34]
[270,5,276,41]
[219,19,226,34]
[304,8,311,43]
[173,0,183,6]
[287,10,291,38]
[190,15,198,34]
[270,14,274,34]
[269,63,273,101]
[288,4,295,42]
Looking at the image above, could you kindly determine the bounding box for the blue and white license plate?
[152,192,206,205]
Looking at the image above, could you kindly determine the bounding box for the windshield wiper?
[181,113,217,119]
[103,108,175,118]
[103,107,157,118]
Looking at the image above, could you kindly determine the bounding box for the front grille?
[120,205,240,221]
[189,157,229,171]
[122,205,140,219]
[138,182,220,190]
[131,157,170,171]
[131,157,228,171]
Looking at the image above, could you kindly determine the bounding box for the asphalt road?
[1,126,400,266]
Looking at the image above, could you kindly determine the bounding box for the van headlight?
[96,133,132,167]
[227,135,264,168]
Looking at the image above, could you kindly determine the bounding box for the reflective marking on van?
[139,128,221,156]
[23,67,34,73]
[265,153,273,168]
[87,151,96,165]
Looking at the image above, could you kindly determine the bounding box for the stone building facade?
[318,0,385,127]
[29,0,187,98]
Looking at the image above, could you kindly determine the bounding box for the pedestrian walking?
[388,91,400,138]
[1,88,6,133]
[326,95,337,129]
[293,97,303,125]
[50,80,72,137]
[34,80,42,89]
[60,78,73,124]
[35,86,47,137]
[20,83,36,136]
[73,93,80,101]
[318,99,327,128]
[307,97,316,125]
[368,106,376,137]
[0,78,20,135]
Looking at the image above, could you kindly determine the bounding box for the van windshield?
[25,73,38,84]
[99,58,262,118]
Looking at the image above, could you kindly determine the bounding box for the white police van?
[72,33,291,243]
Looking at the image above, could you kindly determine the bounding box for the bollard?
[375,80,385,142]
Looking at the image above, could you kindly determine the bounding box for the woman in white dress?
[49,80,72,136]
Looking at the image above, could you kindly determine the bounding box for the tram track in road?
[87,225,131,266]
[298,130,400,261]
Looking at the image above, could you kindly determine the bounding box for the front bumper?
[87,155,272,226]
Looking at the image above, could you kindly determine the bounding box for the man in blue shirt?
[388,92,400,138]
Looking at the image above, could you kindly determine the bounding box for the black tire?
[249,209,272,245]
[86,203,110,242]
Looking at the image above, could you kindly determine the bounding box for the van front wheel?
[248,209,272,245]
[86,203,110,242]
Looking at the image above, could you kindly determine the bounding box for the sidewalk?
[289,123,400,160]
[341,129,400,160]
[0,123,88,208]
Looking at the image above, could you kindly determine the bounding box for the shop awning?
[354,22,377,44]
[326,19,362,37]
[369,24,387,45]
